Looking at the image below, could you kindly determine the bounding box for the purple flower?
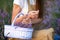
[42,20,47,24]
[57,18,60,26]
[14,22,32,28]
[0,20,3,23]
[0,9,8,19]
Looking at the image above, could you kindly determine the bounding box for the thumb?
[37,10,39,13]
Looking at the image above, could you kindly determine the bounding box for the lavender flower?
[14,22,32,28]
[57,18,60,26]
[0,9,9,19]
[0,9,9,39]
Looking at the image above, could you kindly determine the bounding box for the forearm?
[11,4,21,22]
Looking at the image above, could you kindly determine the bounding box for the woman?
[8,0,54,40]
[11,0,42,24]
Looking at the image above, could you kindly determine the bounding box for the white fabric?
[13,0,24,8]
[21,0,28,15]
[29,0,36,5]
[13,0,36,8]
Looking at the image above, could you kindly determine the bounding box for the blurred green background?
[0,0,13,24]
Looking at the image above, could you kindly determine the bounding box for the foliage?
[0,9,10,40]
[0,0,13,40]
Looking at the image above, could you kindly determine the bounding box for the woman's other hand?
[28,10,39,19]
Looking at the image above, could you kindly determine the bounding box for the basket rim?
[4,25,33,31]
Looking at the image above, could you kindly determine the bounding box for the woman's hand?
[15,14,27,23]
[22,18,31,24]
[28,10,39,19]
[15,10,39,24]
[21,10,39,24]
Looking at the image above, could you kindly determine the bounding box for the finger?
[22,19,26,24]
[22,18,31,24]
[29,11,39,15]
[33,10,39,14]
[28,10,39,14]
[15,16,24,22]
[31,10,39,13]
[37,10,39,12]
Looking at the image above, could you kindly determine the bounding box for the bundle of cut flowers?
[14,14,32,28]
